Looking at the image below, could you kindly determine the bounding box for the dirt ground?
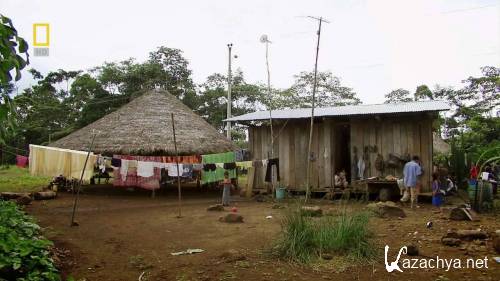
[25,186,499,281]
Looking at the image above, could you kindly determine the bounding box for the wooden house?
[226,101,449,193]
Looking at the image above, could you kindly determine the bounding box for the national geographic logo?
[33,23,50,56]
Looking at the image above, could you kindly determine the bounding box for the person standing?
[220,171,233,206]
[401,155,422,208]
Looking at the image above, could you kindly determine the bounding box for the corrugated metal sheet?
[225,100,450,122]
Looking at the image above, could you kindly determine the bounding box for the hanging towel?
[235,150,244,162]
[120,159,130,181]
[203,163,217,171]
[182,164,193,178]
[201,152,236,184]
[357,158,365,179]
[265,158,280,182]
[215,163,224,169]
[137,161,155,177]
[223,162,236,170]
[111,158,121,167]
[128,160,138,169]
[236,161,253,169]
[16,155,29,168]
[167,163,183,177]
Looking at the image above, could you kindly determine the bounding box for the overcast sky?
[3,0,499,104]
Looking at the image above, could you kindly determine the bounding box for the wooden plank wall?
[349,114,433,192]
[248,114,434,192]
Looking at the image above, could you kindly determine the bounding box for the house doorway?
[333,123,351,181]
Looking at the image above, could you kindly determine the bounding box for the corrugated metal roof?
[225,100,450,122]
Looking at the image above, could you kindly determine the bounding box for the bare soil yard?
[25,186,499,281]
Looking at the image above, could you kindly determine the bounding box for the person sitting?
[334,169,348,189]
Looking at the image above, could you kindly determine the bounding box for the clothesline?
[2,144,29,154]
[0,147,25,157]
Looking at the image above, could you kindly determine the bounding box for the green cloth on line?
[201,152,236,184]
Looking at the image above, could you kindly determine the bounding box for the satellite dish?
[260,34,269,43]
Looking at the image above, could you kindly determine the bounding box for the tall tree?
[148,46,195,102]
[274,71,361,109]
[384,88,412,103]
[196,70,265,133]
[414,84,434,101]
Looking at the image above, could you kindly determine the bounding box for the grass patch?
[273,204,376,263]
[0,165,51,193]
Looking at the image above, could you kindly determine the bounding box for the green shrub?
[274,205,376,263]
[0,200,60,281]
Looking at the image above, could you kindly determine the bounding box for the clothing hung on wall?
[357,159,365,179]
[265,158,280,182]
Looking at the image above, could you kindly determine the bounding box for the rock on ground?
[15,195,32,205]
[367,202,406,218]
[492,230,500,254]
[34,191,57,200]
[207,204,224,211]
[444,229,488,241]
[406,244,419,256]
[218,249,246,262]
[449,208,478,221]
[219,213,244,223]
[441,237,461,246]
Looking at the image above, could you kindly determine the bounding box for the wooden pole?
[264,39,276,197]
[226,43,233,140]
[70,131,97,226]
[171,113,182,218]
[305,17,327,203]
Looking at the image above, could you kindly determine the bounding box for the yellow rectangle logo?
[33,23,50,47]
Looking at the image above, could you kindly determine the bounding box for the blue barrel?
[276,187,286,200]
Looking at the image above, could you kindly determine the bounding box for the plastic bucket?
[275,187,286,200]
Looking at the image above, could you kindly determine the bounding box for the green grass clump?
[0,165,50,193]
[274,205,376,263]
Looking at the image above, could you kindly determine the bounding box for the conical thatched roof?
[50,90,236,155]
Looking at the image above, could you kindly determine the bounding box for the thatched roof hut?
[51,90,236,155]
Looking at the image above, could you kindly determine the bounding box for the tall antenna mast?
[260,34,276,195]
[305,16,329,203]
[226,43,233,140]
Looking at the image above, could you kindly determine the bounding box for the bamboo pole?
[305,17,326,203]
[171,113,182,218]
[70,130,98,226]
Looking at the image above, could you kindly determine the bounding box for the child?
[221,171,233,206]
[432,172,443,209]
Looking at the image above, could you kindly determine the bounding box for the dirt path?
[26,187,499,281]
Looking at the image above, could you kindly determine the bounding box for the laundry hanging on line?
[16,155,29,168]
[201,151,236,184]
